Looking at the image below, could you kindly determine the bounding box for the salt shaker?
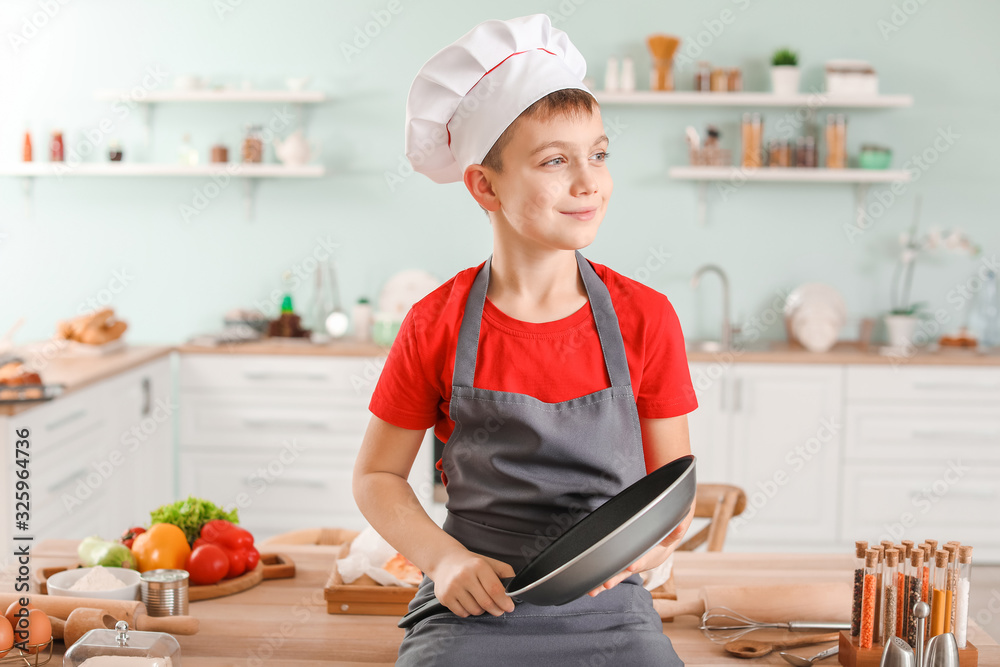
[604,56,619,92]
[620,57,636,92]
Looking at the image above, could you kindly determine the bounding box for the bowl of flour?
[47,566,141,601]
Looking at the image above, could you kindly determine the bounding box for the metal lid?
[140,569,189,590]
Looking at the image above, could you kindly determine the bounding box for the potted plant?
[770,48,800,96]
[885,196,980,350]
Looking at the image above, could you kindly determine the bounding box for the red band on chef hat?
[404,14,591,184]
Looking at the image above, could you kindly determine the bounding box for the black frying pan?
[398,454,696,629]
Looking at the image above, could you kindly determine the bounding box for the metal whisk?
[699,606,850,644]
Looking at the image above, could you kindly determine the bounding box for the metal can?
[141,569,190,616]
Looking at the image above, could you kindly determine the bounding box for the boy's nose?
[568,164,598,196]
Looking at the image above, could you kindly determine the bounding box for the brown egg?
[3,601,30,638]
[0,616,13,658]
[24,610,51,654]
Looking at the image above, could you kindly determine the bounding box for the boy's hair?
[480,88,597,174]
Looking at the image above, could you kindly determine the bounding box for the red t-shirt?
[369,258,698,476]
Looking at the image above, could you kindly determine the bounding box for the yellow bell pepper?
[131,523,192,572]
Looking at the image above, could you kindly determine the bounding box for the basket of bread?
[56,308,127,355]
[0,358,62,404]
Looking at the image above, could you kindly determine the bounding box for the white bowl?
[46,566,141,600]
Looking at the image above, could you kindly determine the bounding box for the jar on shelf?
[242,124,264,163]
[741,112,763,168]
[796,136,817,167]
[50,129,64,162]
[824,113,848,168]
[727,67,743,92]
[710,67,728,92]
[768,139,792,167]
[694,62,712,92]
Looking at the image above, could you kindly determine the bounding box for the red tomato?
[244,547,260,571]
[184,544,229,586]
[221,547,247,579]
[200,520,254,550]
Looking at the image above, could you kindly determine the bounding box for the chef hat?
[405,14,592,184]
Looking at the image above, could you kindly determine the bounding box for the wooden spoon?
[724,633,839,659]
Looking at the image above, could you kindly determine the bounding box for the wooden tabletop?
[13,541,998,666]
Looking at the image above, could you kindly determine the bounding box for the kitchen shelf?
[93,89,327,103]
[3,163,324,220]
[669,166,912,226]
[594,91,914,108]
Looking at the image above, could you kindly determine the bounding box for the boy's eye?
[543,156,565,166]
[592,151,610,161]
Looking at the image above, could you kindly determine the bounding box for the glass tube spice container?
[920,543,932,638]
[741,113,763,169]
[882,548,900,645]
[943,544,958,633]
[852,540,868,636]
[955,545,973,648]
[873,546,885,641]
[860,549,878,649]
[906,549,923,647]
[930,550,949,637]
[894,544,907,639]
[901,540,915,560]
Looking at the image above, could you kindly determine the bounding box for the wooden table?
[11,541,998,666]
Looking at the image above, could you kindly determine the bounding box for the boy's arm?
[352,414,515,617]
[586,415,695,597]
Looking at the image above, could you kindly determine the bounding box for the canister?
[141,569,190,616]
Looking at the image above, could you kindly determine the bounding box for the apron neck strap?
[452,250,632,390]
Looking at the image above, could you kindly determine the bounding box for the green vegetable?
[771,48,798,67]
[150,496,239,545]
[78,536,138,569]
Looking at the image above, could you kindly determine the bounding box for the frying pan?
[398,454,696,629]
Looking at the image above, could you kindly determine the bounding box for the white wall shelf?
[669,166,912,226]
[3,163,324,219]
[594,91,913,108]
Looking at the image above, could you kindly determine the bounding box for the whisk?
[699,606,850,644]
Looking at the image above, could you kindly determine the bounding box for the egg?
[3,600,30,636]
[24,609,51,654]
[0,616,13,658]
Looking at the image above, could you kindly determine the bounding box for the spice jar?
[50,129,64,162]
[824,113,847,168]
[694,62,712,92]
[768,139,792,167]
[882,549,900,645]
[242,124,263,163]
[22,130,32,162]
[710,68,728,92]
[741,112,763,169]
[860,548,878,649]
[796,136,816,167]
[727,67,743,92]
[108,139,123,162]
[851,540,868,637]
[211,143,229,163]
[955,546,973,648]
[943,544,958,633]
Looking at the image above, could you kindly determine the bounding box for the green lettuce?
[149,496,239,545]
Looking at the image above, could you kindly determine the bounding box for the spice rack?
[838,632,978,667]
[594,90,915,225]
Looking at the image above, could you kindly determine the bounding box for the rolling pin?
[649,582,851,622]
[0,594,199,635]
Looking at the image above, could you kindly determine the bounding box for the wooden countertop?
[0,344,173,417]
[687,340,1000,366]
[15,541,998,666]
[177,339,387,357]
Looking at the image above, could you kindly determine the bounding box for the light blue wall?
[2,0,997,345]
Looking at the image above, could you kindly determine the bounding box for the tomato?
[221,546,248,579]
[200,520,253,550]
[184,544,229,586]
[244,547,260,571]
[131,523,192,572]
[119,526,146,549]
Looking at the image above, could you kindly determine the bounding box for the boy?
[353,14,696,665]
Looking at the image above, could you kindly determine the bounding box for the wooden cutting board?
[35,552,295,601]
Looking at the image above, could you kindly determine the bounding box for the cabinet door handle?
[733,377,743,412]
[243,372,330,382]
[47,467,88,493]
[46,409,88,432]
[243,418,328,430]
[141,377,152,416]
[912,430,1000,441]
[912,381,1000,392]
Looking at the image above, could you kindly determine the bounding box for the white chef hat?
[404,14,592,184]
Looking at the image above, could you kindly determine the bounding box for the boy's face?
[487,108,612,252]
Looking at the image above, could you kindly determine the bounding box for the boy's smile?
[470,107,613,252]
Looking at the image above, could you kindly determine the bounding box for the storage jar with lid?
[63,620,181,666]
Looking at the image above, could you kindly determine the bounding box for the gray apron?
[396,251,683,666]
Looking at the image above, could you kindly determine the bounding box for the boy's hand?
[428,547,516,618]
[586,500,695,598]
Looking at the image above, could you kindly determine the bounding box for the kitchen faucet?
[690,264,737,351]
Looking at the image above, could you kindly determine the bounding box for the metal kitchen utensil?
[725,633,838,658]
[923,633,960,667]
[914,601,930,667]
[398,455,696,629]
[699,606,850,644]
[880,636,916,667]
[779,645,839,666]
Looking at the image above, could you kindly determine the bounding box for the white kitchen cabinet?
[178,354,433,541]
[0,355,174,552]
[688,362,844,551]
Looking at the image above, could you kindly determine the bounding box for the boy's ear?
[464,164,501,213]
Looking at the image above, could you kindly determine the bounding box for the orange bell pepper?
[131,523,192,572]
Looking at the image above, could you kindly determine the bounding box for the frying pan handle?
[398,598,449,629]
